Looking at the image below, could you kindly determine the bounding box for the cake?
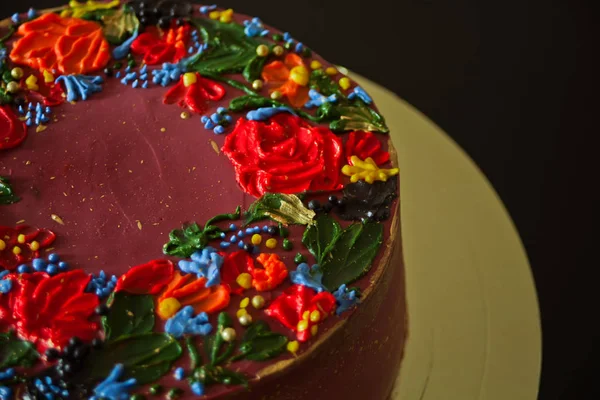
[0,2,406,399]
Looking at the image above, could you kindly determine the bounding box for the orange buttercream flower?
[9,13,110,75]
[252,253,288,291]
[261,53,310,108]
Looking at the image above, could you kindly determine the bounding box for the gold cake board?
[347,72,541,400]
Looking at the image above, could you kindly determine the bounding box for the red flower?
[222,114,343,197]
[221,251,254,294]
[0,225,56,270]
[163,72,226,114]
[265,285,336,342]
[345,131,390,166]
[131,25,190,65]
[0,270,99,353]
[115,259,174,295]
[0,106,27,150]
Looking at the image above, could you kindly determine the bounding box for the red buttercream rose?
[0,106,27,150]
[222,114,343,197]
[345,131,390,166]
[0,270,99,352]
[115,259,174,295]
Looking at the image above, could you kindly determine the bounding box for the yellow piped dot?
[236,308,248,318]
[256,44,269,57]
[25,75,39,91]
[158,297,181,320]
[270,91,282,100]
[325,67,338,76]
[289,66,309,86]
[180,111,190,120]
[29,241,40,251]
[183,72,197,87]
[302,310,310,321]
[0,239,6,251]
[339,77,351,90]
[309,310,321,322]
[311,324,318,336]
[210,9,234,23]
[240,297,250,309]
[43,70,55,83]
[12,246,22,255]
[310,60,322,70]
[265,238,277,249]
[17,234,26,244]
[287,340,299,354]
[251,234,262,245]
[11,67,24,80]
[236,272,253,289]
[297,320,308,332]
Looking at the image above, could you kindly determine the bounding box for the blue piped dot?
[46,264,58,275]
[213,125,225,135]
[48,253,59,263]
[220,232,226,238]
[142,81,149,89]
[229,223,237,231]
[201,116,209,123]
[262,225,269,232]
[245,228,254,235]
[237,240,244,248]
[32,258,45,271]
[174,367,185,380]
[17,264,30,274]
[217,107,227,114]
[220,241,231,249]
[237,230,245,238]
[229,235,237,243]
[58,261,68,270]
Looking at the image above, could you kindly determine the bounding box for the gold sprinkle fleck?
[152,222,160,226]
[36,125,47,133]
[140,160,144,164]
[160,127,166,132]
[51,214,64,225]
[122,121,126,125]
[50,176,56,180]
[209,140,220,155]
[45,247,55,252]
[89,208,93,212]
[25,160,31,165]
[70,101,76,104]
[15,219,25,224]
[128,170,133,173]
[126,311,134,317]
[137,220,143,230]
[63,192,68,197]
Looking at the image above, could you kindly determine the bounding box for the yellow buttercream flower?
[209,8,234,23]
[342,156,399,184]
[61,0,120,19]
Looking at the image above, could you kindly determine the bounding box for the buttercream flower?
[131,25,190,65]
[0,270,99,352]
[0,106,27,150]
[261,53,310,107]
[252,253,288,291]
[163,72,226,114]
[9,13,110,75]
[0,225,56,270]
[265,284,336,342]
[220,250,254,294]
[157,272,230,320]
[345,131,390,166]
[115,259,174,295]
[222,113,343,197]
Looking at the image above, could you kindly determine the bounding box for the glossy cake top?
[0,1,399,398]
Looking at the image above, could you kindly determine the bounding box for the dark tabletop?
[1,1,596,399]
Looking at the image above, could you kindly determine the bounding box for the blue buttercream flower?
[243,18,269,38]
[290,263,327,292]
[86,270,118,298]
[56,75,104,102]
[90,364,136,400]
[333,284,360,315]
[165,306,212,339]
[246,106,296,121]
[348,86,373,105]
[202,107,232,134]
[151,43,208,87]
[178,247,224,287]
[33,376,69,399]
[304,89,338,108]
[0,271,12,294]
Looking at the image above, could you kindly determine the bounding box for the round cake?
[0,2,406,399]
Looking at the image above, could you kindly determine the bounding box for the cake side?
[0,3,405,399]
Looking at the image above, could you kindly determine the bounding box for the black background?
[1,1,596,398]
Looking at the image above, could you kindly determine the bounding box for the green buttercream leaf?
[0,176,20,205]
[321,222,383,290]
[301,214,342,265]
[205,312,235,366]
[316,99,389,133]
[0,332,39,369]
[309,69,344,97]
[245,193,316,226]
[193,365,248,388]
[84,333,182,384]
[163,207,240,258]
[101,7,140,45]
[102,292,155,342]
[188,18,265,81]
[232,321,288,361]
